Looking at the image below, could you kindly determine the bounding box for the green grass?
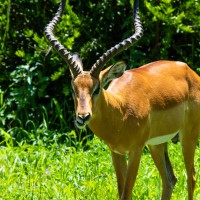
[0,137,200,200]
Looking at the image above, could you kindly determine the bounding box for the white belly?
[146,132,178,145]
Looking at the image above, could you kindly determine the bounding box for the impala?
[45,0,200,199]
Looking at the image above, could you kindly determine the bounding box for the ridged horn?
[44,0,82,77]
[90,0,143,78]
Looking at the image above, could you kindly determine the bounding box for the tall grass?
[0,136,200,199]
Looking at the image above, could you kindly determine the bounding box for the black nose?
[77,112,91,123]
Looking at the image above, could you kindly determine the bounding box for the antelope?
[45,0,200,199]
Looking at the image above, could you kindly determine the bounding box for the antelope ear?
[99,61,126,87]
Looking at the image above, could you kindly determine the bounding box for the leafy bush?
[0,0,200,146]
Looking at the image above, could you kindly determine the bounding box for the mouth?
[75,118,87,129]
[75,119,87,129]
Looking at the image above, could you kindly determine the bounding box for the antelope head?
[45,0,143,129]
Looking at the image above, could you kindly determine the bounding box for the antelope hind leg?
[149,143,177,200]
[180,127,200,200]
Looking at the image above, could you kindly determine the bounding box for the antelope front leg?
[111,151,127,198]
[121,147,143,200]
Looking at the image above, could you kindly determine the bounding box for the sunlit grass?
[0,137,200,199]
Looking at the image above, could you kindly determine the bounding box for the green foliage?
[0,0,200,146]
[142,0,200,68]
[145,0,194,33]
[0,138,200,199]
